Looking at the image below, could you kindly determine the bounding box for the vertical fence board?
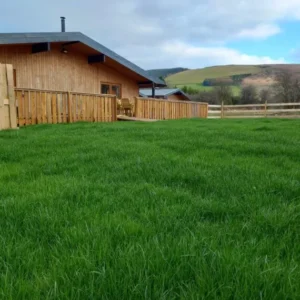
[97,96,101,121]
[36,91,42,124]
[62,93,67,123]
[16,91,24,126]
[31,91,37,125]
[52,93,57,124]
[41,92,47,123]
[57,93,62,123]
[24,91,30,125]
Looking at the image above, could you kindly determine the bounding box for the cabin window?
[101,83,121,98]
[112,85,121,98]
[101,84,110,94]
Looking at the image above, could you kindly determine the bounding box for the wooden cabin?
[139,88,190,101]
[0,32,164,98]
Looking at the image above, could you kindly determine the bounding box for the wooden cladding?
[15,88,117,127]
[134,97,208,120]
[0,45,139,98]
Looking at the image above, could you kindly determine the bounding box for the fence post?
[221,101,224,118]
[0,64,18,130]
[264,101,267,118]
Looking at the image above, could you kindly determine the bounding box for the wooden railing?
[15,88,117,126]
[208,102,300,118]
[134,97,208,120]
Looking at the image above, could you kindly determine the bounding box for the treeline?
[185,71,300,105]
[202,73,252,87]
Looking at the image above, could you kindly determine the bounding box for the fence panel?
[134,97,208,120]
[15,88,117,127]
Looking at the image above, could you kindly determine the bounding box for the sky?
[2,0,300,70]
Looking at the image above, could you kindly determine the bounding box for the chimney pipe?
[61,17,66,32]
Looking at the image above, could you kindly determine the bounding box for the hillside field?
[175,83,242,96]
[165,65,262,85]
[0,120,300,299]
[165,64,300,97]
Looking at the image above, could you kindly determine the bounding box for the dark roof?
[0,32,164,85]
[139,88,190,99]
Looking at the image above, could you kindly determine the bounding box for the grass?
[0,119,300,299]
[165,65,262,85]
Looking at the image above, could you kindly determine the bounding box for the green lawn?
[0,119,300,299]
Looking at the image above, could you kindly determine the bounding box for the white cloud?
[0,0,298,68]
[236,24,281,39]
[117,42,286,69]
[163,42,286,65]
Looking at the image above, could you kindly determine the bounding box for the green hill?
[165,65,262,86]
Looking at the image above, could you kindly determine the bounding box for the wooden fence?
[15,89,117,126]
[209,102,300,118]
[134,97,208,120]
[0,64,17,130]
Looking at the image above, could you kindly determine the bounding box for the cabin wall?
[0,45,138,98]
[167,94,190,101]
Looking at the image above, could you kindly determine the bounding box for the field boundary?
[209,102,300,118]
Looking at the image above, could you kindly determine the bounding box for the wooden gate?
[0,64,17,130]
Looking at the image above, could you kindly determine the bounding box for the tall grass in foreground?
[0,119,299,299]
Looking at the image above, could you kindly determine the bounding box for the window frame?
[100,82,122,98]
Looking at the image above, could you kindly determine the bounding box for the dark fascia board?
[0,32,165,85]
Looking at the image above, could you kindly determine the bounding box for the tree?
[189,90,218,104]
[291,79,300,103]
[240,86,258,104]
[182,86,188,93]
[260,89,270,103]
[274,70,300,103]
[214,85,233,105]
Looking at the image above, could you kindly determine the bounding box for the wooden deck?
[117,115,158,122]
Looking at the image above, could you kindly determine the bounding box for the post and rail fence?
[209,101,300,119]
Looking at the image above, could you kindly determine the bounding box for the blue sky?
[1,0,300,69]
[227,21,300,62]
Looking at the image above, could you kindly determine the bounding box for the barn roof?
[139,88,189,98]
[0,32,164,85]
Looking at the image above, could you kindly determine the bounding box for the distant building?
[139,88,190,101]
